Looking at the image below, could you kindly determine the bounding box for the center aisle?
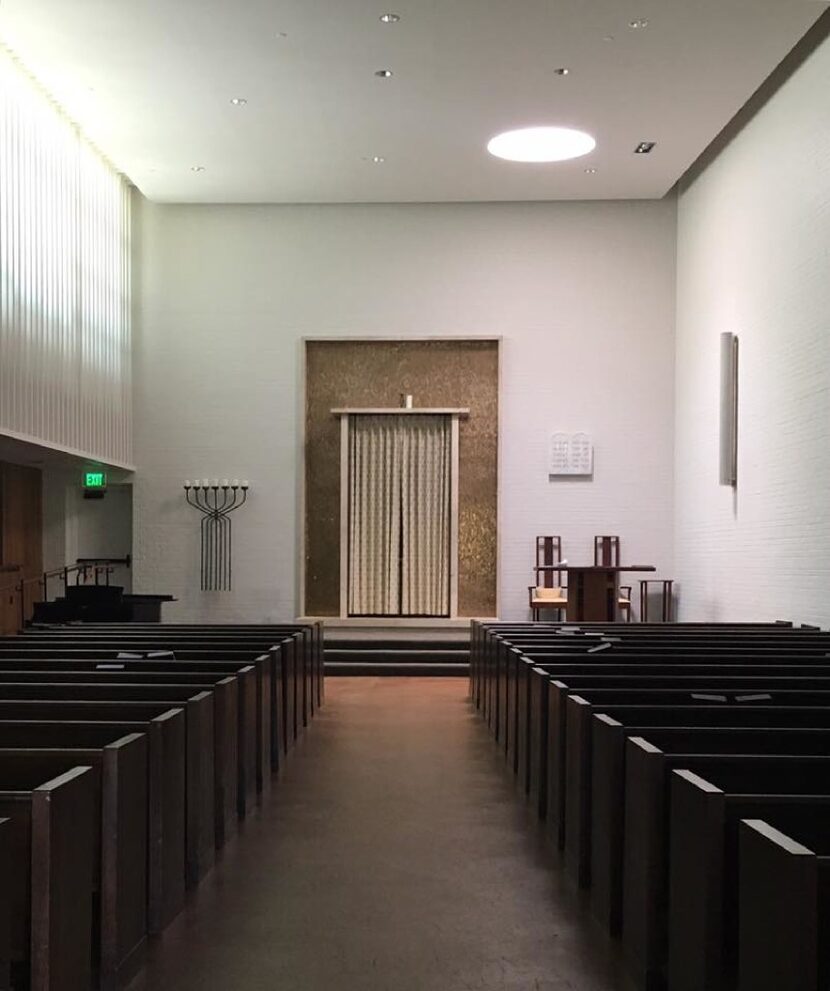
[126,678,632,991]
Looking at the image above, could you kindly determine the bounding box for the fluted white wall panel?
[0,48,132,467]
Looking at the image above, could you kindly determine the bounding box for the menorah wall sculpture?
[184,479,249,591]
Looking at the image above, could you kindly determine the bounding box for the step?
[325,648,469,665]
[324,661,469,677]
[325,639,469,652]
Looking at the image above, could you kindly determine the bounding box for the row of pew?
[470,620,830,991]
[0,622,324,991]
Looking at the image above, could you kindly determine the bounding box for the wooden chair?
[528,536,567,621]
[593,535,632,622]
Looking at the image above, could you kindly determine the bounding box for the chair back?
[594,535,620,567]
[535,535,563,588]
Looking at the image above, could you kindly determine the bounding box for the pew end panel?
[183,692,216,886]
[147,709,187,933]
[622,736,673,991]
[211,676,239,849]
[269,644,284,770]
[235,666,258,817]
[564,695,594,887]
[31,765,96,991]
[0,818,9,991]
[666,769,726,991]
[102,733,149,990]
[527,667,549,819]
[545,680,569,851]
[253,655,272,791]
[737,818,819,991]
[590,713,626,935]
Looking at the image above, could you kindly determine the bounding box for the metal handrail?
[0,560,119,631]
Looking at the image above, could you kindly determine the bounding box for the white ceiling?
[0,0,826,204]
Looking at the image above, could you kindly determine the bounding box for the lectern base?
[566,569,619,622]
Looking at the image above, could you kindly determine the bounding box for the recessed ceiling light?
[375,69,394,78]
[379,13,400,23]
[584,167,597,174]
[553,67,570,76]
[230,97,247,106]
[628,18,649,29]
[487,126,596,163]
[634,141,656,154]
[372,156,386,164]
[191,165,206,172]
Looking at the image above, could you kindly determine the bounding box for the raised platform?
[324,625,471,677]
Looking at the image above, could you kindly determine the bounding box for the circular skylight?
[487,126,596,163]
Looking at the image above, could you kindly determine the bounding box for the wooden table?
[538,565,656,621]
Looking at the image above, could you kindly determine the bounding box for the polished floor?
[126,678,633,991]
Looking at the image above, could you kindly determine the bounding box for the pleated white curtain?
[401,416,451,615]
[348,416,401,615]
[347,415,451,616]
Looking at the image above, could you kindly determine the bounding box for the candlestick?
[183,477,251,591]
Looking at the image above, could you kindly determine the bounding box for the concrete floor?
[126,678,634,991]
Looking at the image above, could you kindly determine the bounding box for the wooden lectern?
[537,565,655,621]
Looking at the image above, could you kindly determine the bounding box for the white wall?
[674,36,830,625]
[133,198,676,621]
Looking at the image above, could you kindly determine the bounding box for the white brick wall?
[674,37,830,625]
[133,199,676,621]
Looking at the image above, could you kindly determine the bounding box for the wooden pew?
[6,630,315,728]
[471,622,828,712]
[0,645,290,793]
[471,622,830,991]
[0,698,211,887]
[669,770,830,991]
[0,765,95,991]
[0,739,147,991]
[0,671,245,845]
[25,623,324,723]
[525,662,830,821]
[73,622,325,722]
[523,661,830,818]
[621,741,830,990]
[10,628,316,770]
[0,715,185,935]
[498,639,830,764]
[480,623,830,716]
[0,652,271,782]
[479,630,830,798]
[592,724,830,935]
[540,681,830,853]
[0,643,286,779]
[563,692,830,885]
[738,813,830,991]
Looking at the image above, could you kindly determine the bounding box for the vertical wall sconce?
[719,333,739,486]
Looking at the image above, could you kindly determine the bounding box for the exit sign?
[83,471,107,489]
